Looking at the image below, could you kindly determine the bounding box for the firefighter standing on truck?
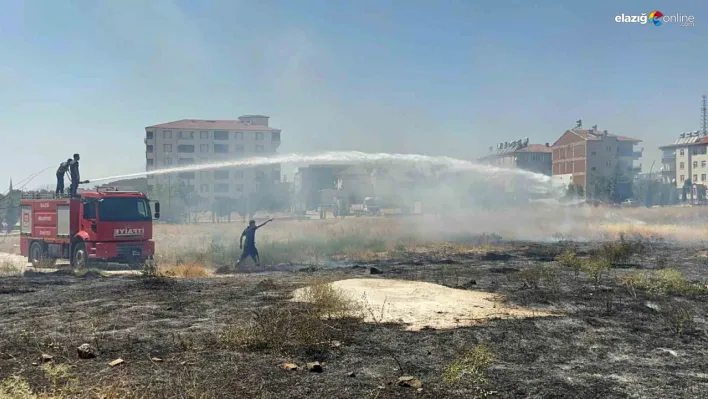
[55,158,72,196]
[68,153,81,197]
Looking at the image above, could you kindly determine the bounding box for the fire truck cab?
[19,189,160,268]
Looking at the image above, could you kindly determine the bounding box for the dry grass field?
[1,207,707,398]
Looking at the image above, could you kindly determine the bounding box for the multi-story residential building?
[477,138,553,176]
[551,127,642,199]
[145,115,281,212]
[659,131,708,188]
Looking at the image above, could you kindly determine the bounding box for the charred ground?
[1,239,707,398]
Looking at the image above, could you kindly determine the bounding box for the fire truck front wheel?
[72,242,90,269]
[29,241,56,268]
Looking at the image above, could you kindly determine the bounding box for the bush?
[159,264,212,278]
[618,268,705,297]
[660,300,695,336]
[0,258,23,276]
[596,233,641,265]
[142,259,159,278]
[618,270,651,298]
[220,280,362,354]
[581,259,611,286]
[443,344,496,397]
[0,376,36,399]
[555,249,582,275]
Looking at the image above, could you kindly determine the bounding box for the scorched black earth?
[0,240,706,398]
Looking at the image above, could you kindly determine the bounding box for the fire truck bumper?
[88,241,155,263]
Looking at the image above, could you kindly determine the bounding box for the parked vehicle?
[19,188,160,268]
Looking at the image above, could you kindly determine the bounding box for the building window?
[214,131,229,140]
[694,174,698,182]
[234,145,244,154]
[147,185,154,192]
[163,144,173,152]
[214,170,229,180]
[214,144,229,153]
[178,158,194,165]
[272,131,280,141]
[680,149,685,156]
[200,184,209,193]
[146,131,154,139]
[146,145,153,153]
[256,145,264,152]
[235,132,243,140]
[178,145,195,153]
[163,130,172,139]
[234,170,243,179]
[164,157,172,165]
[200,144,209,152]
[256,132,264,140]
[178,172,195,180]
[200,131,209,139]
[694,161,698,168]
[680,175,685,182]
[591,151,596,155]
[147,159,154,166]
[702,174,706,181]
[214,184,229,193]
[179,131,194,139]
[199,170,209,179]
[606,146,611,152]
[680,162,685,169]
[703,161,706,168]
[235,184,243,193]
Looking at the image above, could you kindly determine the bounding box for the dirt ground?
[1,238,707,398]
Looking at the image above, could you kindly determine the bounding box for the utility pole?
[702,95,707,136]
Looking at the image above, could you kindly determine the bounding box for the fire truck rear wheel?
[29,241,56,268]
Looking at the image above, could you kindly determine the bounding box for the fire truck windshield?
[98,198,152,222]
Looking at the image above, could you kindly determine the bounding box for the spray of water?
[89,150,560,190]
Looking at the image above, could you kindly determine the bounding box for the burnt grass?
[1,241,708,398]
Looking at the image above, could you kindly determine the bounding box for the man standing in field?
[236,218,273,268]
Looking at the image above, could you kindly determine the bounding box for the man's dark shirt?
[242,226,257,248]
[69,160,79,179]
[56,161,69,176]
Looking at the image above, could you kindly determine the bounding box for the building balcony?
[662,156,676,164]
[618,150,643,158]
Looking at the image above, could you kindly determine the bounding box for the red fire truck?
[19,189,160,268]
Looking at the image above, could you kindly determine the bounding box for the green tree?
[682,179,692,203]
[3,179,20,232]
[697,185,706,203]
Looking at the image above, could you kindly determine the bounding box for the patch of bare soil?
[293,278,557,331]
[0,242,707,398]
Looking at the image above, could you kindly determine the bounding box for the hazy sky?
[1,0,706,190]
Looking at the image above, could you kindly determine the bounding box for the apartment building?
[659,131,708,188]
[478,138,553,176]
[551,127,642,198]
[145,115,282,210]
